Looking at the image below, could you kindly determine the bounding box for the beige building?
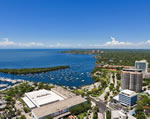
[121,69,143,92]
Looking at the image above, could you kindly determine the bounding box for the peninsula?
[0,65,70,75]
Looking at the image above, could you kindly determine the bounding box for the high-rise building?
[121,69,143,92]
[135,60,148,73]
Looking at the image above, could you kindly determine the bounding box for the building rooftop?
[23,87,87,118]
[32,96,86,118]
[111,110,136,119]
[120,89,137,97]
[122,68,142,73]
[135,60,148,63]
[51,86,76,99]
[111,110,126,118]
[24,89,64,108]
[23,97,36,109]
[113,95,119,101]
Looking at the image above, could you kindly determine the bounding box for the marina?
[0,77,23,83]
[0,77,25,90]
[0,84,8,88]
[0,49,96,88]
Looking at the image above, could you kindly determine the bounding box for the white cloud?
[1,37,150,49]
[48,43,84,48]
[0,38,45,48]
[0,38,16,46]
[104,37,132,47]
[48,43,73,48]
[87,37,150,49]
[0,38,80,48]
[17,42,45,47]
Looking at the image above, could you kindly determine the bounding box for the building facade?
[135,60,148,73]
[119,90,137,106]
[121,69,143,92]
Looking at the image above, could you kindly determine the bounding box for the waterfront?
[0,49,96,87]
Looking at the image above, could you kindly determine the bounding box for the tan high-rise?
[121,69,143,92]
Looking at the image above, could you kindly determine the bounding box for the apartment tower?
[121,69,143,92]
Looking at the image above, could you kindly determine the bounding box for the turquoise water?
[0,49,95,87]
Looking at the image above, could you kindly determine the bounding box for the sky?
[0,0,150,49]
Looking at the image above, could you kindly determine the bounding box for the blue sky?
[0,0,150,48]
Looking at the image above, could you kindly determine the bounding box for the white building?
[135,60,148,73]
[22,87,87,119]
[145,90,150,96]
[22,89,64,109]
[111,110,136,119]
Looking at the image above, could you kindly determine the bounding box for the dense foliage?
[69,102,91,115]
[106,110,111,119]
[61,49,101,55]
[97,49,150,67]
[135,95,150,119]
[143,78,150,87]
[93,106,98,119]
[0,65,70,74]
[6,83,34,97]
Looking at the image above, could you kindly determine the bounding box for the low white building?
[22,87,87,119]
[23,89,64,109]
[145,90,150,96]
[111,110,136,119]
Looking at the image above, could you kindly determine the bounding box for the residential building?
[121,69,143,92]
[119,89,137,106]
[135,60,148,73]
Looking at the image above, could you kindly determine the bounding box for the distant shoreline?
[61,49,101,55]
[0,65,70,75]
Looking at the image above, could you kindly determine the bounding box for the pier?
[0,84,8,88]
[0,77,24,83]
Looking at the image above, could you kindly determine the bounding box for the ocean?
[0,49,95,87]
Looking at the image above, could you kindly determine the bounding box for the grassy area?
[0,65,70,74]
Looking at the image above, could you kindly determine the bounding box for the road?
[88,73,117,118]
[90,96,107,119]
